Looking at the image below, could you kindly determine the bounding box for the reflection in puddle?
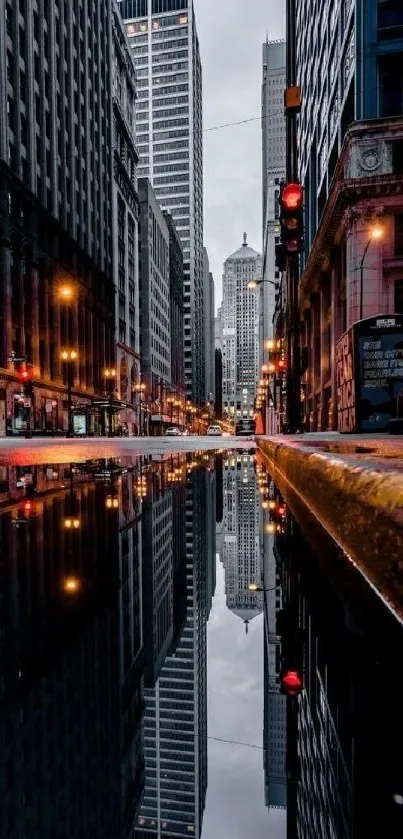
[0,451,402,838]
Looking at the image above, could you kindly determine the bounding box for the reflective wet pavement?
[0,448,402,838]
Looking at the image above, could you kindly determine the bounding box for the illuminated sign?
[336,315,403,433]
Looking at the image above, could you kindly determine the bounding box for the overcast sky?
[201,558,286,839]
[194,0,285,311]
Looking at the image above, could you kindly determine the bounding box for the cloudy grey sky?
[201,558,286,839]
[194,0,285,311]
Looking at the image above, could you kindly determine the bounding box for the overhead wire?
[208,736,263,750]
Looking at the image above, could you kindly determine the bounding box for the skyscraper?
[117,0,205,404]
[203,248,215,404]
[261,39,286,227]
[221,235,262,423]
[138,177,171,431]
[260,41,286,434]
[0,0,117,435]
[221,453,262,633]
[112,4,141,434]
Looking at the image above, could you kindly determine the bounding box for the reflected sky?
[202,558,286,839]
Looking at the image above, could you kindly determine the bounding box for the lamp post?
[133,381,146,435]
[58,283,77,437]
[167,395,175,425]
[359,224,384,321]
[248,583,277,593]
[61,349,78,437]
[62,464,81,591]
[247,278,276,290]
[174,399,182,427]
[104,367,116,437]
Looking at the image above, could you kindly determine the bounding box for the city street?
[0,435,256,465]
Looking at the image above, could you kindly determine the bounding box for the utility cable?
[208,736,263,750]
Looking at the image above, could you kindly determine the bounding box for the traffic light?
[279,182,304,254]
[280,667,304,697]
[275,242,287,272]
[17,361,34,397]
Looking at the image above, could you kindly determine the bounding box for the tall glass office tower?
[118,0,205,404]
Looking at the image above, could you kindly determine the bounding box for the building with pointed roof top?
[221,235,262,423]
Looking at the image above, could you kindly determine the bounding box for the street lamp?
[247,279,276,290]
[359,223,384,321]
[167,395,175,424]
[61,349,78,437]
[104,367,117,437]
[106,494,119,509]
[248,583,277,593]
[58,284,75,303]
[133,381,146,435]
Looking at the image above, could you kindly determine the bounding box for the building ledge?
[300,117,403,308]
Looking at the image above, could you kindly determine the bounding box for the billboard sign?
[336,315,403,433]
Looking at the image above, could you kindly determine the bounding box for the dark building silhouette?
[0,0,117,437]
[0,465,145,838]
[214,347,223,418]
[164,212,185,396]
[275,512,403,839]
[141,485,174,689]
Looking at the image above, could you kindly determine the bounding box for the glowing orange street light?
[63,576,81,594]
[63,517,81,529]
[59,284,75,302]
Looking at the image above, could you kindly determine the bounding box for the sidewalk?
[257,434,403,622]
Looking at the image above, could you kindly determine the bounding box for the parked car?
[206,425,223,436]
[235,419,256,436]
[164,426,181,436]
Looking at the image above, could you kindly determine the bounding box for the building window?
[378,1,403,40]
[380,54,403,117]
[394,280,403,314]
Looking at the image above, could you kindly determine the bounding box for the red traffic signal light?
[17,362,32,381]
[281,183,303,211]
[279,182,304,254]
[281,668,303,697]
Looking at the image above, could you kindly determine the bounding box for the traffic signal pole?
[285,0,301,433]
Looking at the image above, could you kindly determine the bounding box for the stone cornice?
[299,117,403,308]
[299,172,403,307]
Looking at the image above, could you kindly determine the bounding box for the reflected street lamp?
[63,575,81,594]
[61,349,78,437]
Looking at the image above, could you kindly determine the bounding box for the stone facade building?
[299,119,403,430]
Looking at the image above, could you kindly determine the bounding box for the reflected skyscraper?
[0,463,145,839]
[141,477,175,688]
[135,464,211,839]
[222,453,262,632]
[258,467,287,812]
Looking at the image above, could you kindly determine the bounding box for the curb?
[257,437,403,621]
